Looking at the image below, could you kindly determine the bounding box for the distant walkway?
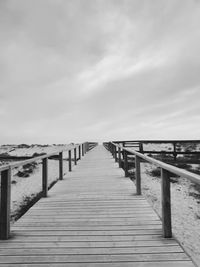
[0,146,195,266]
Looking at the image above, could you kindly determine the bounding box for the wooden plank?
[0,262,195,267]
[14,220,161,227]
[14,214,159,218]
[30,206,153,210]
[11,229,163,236]
[17,218,161,223]
[33,202,150,206]
[12,225,162,231]
[0,246,183,255]
[0,240,179,248]
[13,215,156,221]
[0,253,190,263]
[17,215,159,221]
[2,237,169,242]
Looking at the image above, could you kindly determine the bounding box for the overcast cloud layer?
[1,0,200,144]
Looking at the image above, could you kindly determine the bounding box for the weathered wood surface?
[0,146,195,266]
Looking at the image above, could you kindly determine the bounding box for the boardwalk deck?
[0,145,195,266]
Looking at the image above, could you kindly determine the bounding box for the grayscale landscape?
[0,1,200,266]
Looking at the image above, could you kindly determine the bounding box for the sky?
[1,0,200,144]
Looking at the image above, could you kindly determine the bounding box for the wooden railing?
[112,140,200,161]
[0,142,98,240]
[85,142,99,151]
[103,141,200,238]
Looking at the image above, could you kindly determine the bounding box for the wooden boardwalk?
[0,145,195,266]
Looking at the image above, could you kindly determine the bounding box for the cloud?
[0,0,200,143]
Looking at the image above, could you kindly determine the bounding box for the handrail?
[104,141,200,238]
[112,139,200,143]
[0,141,98,240]
[112,142,200,185]
[0,144,79,172]
[111,140,200,161]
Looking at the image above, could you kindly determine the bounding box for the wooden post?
[161,168,172,238]
[59,152,63,180]
[135,156,141,195]
[86,142,88,153]
[79,145,81,160]
[109,143,112,153]
[114,146,117,162]
[85,142,88,153]
[139,142,143,153]
[84,143,86,154]
[68,150,72,172]
[112,144,115,157]
[74,148,77,165]
[118,147,122,168]
[42,158,48,197]
[122,146,124,160]
[173,142,177,161]
[124,150,129,177]
[0,168,11,240]
[82,144,84,156]
[110,144,113,156]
